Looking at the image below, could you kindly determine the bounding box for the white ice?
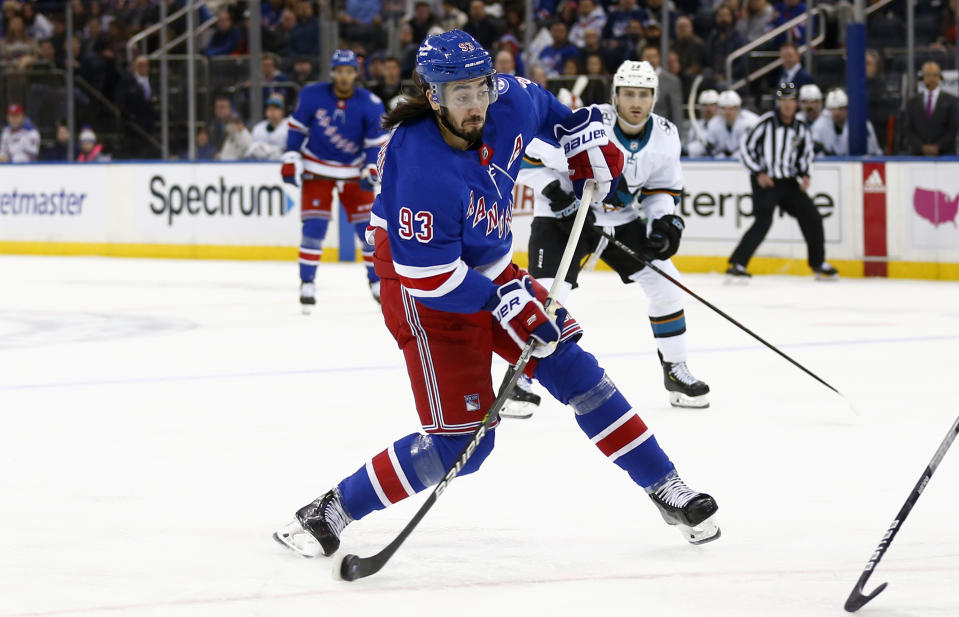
[2,256,959,617]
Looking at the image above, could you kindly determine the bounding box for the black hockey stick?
[844,413,959,612]
[335,181,599,582]
[596,230,842,397]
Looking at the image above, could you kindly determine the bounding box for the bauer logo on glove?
[553,106,624,203]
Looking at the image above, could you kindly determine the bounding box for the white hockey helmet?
[612,60,658,106]
[698,89,719,105]
[717,89,742,108]
[825,88,849,109]
[799,83,823,102]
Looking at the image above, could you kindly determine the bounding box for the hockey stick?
[844,413,959,612]
[335,181,598,582]
[596,230,843,397]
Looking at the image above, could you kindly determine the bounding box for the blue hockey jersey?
[286,83,387,179]
[370,74,572,313]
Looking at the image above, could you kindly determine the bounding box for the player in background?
[281,49,388,311]
[702,90,759,161]
[273,31,720,561]
[506,60,710,418]
[811,88,882,157]
[684,89,718,157]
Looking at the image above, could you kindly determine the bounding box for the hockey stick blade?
[333,183,598,582]
[844,581,887,612]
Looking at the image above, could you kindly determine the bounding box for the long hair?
[382,73,435,130]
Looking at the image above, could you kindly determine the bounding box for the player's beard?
[440,108,486,145]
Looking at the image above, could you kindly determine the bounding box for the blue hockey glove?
[553,106,624,202]
[646,215,685,261]
[485,276,561,358]
[280,151,302,187]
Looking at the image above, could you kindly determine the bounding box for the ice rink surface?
[2,255,959,617]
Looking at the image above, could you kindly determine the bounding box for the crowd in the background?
[1,0,958,161]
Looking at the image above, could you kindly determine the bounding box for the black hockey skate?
[659,351,710,409]
[648,471,720,545]
[273,488,352,557]
[500,374,541,419]
[814,262,839,281]
[300,281,316,314]
[724,263,751,285]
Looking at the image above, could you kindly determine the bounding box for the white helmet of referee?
[612,60,658,107]
[717,90,742,108]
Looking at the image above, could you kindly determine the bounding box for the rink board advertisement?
[4,159,959,278]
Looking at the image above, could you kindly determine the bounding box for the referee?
[726,82,838,281]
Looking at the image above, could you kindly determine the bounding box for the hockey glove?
[485,276,561,358]
[554,105,624,203]
[605,176,636,210]
[280,151,303,187]
[359,163,380,193]
[646,214,685,261]
[541,180,578,219]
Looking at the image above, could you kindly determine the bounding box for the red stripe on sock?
[371,450,410,503]
[595,415,648,457]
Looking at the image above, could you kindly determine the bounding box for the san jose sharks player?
[281,49,388,311]
[506,60,710,418]
[273,31,720,562]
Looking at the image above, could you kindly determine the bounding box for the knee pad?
[533,341,606,406]
[302,219,330,248]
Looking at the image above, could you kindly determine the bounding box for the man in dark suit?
[115,55,156,158]
[902,61,958,156]
[774,41,814,90]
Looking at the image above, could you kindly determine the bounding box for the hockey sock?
[631,263,687,363]
[299,219,329,282]
[649,309,688,364]
[535,342,675,489]
[353,221,379,284]
[337,430,496,521]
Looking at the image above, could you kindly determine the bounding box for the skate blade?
[678,514,721,545]
[668,391,710,409]
[814,273,839,282]
[273,526,322,558]
[723,275,750,286]
[499,400,536,419]
[301,304,314,315]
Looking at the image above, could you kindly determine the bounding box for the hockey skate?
[814,262,839,281]
[659,352,710,409]
[648,471,720,545]
[273,488,352,557]
[724,263,751,285]
[369,280,381,304]
[300,281,316,314]
[500,374,541,419]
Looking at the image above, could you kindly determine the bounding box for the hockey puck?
[332,553,360,582]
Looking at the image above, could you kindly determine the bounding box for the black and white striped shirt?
[740,111,814,179]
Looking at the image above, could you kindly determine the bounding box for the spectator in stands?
[902,61,958,156]
[22,2,52,40]
[80,16,102,58]
[569,0,607,47]
[260,52,293,108]
[208,94,234,152]
[121,0,158,31]
[561,56,582,76]
[579,27,621,75]
[218,113,252,160]
[370,55,403,105]
[528,63,549,88]
[1,15,38,68]
[116,55,156,154]
[672,16,705,79]
[641,45,683,126]
[396,22,418,77]
[291,57,315,87]
[581,53,610,104]
[437,0,468,32]
[0,103,40,163]
[41,121,70,161]
[774,41,814,90]
[76,127,109,162]
[865,48,893,150]
[494,48,516,75]
[737,0,774,41]
[540,21,579,77]
[642,18,663,51]
[81,36,120,102]
[644,0,678,37]
[464,0,500,49]
[289,0,319,56]
[494,35,526,76]
[271,8,296,54]
[603,0,647,41]
[704,4,745,79]
[194,126,218,160]
[340,0,382,47]
[772,0,808,45]
[408,1,436,44]
[261,0,285,29]
[204,9,240,56]
[246,94,288,161]
[29,36,55,68]
[622,18,649,60]
[798,83,823,126]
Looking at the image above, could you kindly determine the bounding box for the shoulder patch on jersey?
[601,107,616,125]
[369,92,383,104]
[657,116,673,135]
[497,77,509,95]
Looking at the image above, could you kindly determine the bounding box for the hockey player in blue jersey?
[281,49,388,310]
[274,31,720,564]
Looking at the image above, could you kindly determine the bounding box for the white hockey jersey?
[684,118,711,158]
[246,118,289,160]
[810,114,882,156]
[519,105,683,228]
[0,120,40,163]
[703,109,759,161]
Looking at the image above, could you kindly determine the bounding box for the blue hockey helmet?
[331,49,359,70]
[415,30,498,106]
